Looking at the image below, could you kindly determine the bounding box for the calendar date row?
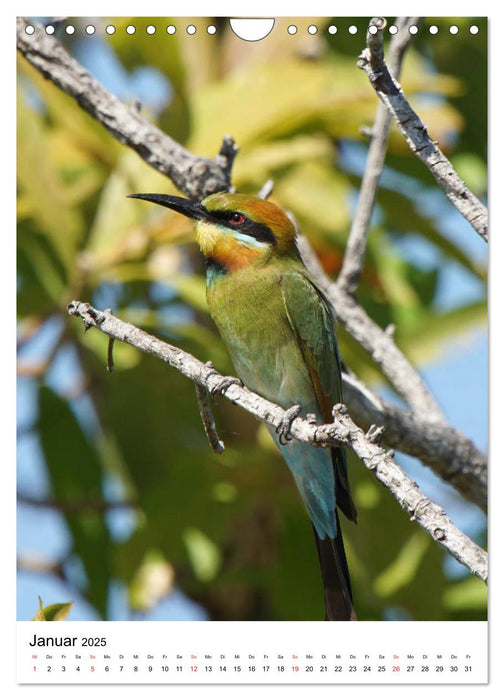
[34,663,474,674]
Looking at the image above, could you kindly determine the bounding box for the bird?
[128,190,358,621]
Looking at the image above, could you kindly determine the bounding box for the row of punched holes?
[25,22,481,37]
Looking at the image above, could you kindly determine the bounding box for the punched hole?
[229,18,274,41]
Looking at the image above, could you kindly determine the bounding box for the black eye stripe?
[209,210,276,245]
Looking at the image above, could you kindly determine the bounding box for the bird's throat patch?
[196,221,267,271]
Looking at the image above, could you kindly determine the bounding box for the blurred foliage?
[17,16,487,621]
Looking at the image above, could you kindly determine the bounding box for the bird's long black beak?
[127,193,209,221]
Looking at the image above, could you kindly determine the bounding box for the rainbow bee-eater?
[129,191,358,621]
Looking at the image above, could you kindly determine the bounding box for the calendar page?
[15,6,489,689]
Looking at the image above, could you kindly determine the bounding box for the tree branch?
[357,17,488,242]
[332,404,487,582]
[66,300,487,581]
[338,17,421,294]
[17,554,68,581]
[16,17,237,200]
[18,493,139,514]
[342,371,486,511]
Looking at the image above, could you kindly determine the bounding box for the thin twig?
[106,337,115,373]
[338,17,421,294]
[195,383,225,454]
[18,493,139,514]
[357,17,488,242]
[17,554,67,581]
[258,179,274,200]
[66,300,488,580]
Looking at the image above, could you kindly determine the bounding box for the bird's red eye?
[229,212,244,225]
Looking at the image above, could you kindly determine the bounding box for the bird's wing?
[280,270,357,522]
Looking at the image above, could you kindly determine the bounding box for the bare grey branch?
[357,17,488,242]
[332,405,487,581]
[16,17,235,200]
[342,371,486,511]
[338,17,421,294]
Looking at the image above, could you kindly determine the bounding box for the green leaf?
[232,134,334,188]
[443,576,487,612]
[128,550,174,611]
[38,386,111,618]
[32,596,46,621]
[16,91,83,273]
[17,225,67,314]
[97,352,236,569]
[183,528,222,582]
[189,47,462,156]
[450,153,487,198]
[422,17,487,161]
[189,57,370,153]
[166,274,207,312]
[276,160,351,240]
[33,597,74,621]
[374,531,430,597]
[18,58,121,168]
[372,233,422,310]
[85,162,139,263]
